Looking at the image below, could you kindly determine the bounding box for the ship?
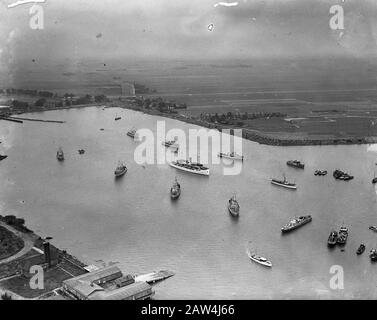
[327,230,338,247]
[218,152,244,161]
[286,160,304,169]
[170,177,181,200]
[228,195,240,217]
[281,215,312,233]
[357,244,366,255]
[78,149,85,155]
[333,169,353,181]
[270,175,297,190]
[370,249,377,262]
[114,116,121,121]
[314,170,327,176]
[169,157,209,176]
[56,148,64,161]
[369,226,377,233]
[372,174,377,184]
[337,226,349,246]
[247,249,272,268]
[0,154,8,161]
[133,270,174,284]
[162,139,179,150]
[127,127,138,139]
[114,161,127,177]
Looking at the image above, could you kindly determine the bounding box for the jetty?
[0,117,23,123]
[1,116,65,124]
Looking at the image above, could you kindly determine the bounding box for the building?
[62,265,154,300]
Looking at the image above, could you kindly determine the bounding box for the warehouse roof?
[90,282,153,300]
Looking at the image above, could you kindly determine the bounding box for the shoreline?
[7,102,377,147]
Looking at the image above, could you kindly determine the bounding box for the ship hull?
[281,217,312,233]
[228,206,239,217]
[218,153,244,161]
[287,162,304,169]
[270,180,297,189]
[114,169,127,177]
[169,162,209,176]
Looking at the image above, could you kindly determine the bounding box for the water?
[1,106,377,299]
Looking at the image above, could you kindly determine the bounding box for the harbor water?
[1,107,377,299]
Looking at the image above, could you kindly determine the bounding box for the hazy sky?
[1,0,377,68]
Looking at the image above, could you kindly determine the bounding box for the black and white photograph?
[1,0,377,306]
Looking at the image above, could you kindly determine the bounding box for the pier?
[2,116,65,124]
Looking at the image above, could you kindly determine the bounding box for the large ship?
[0,154,7,161]
[327,230,338,247]
[281,215,312,233]
[170,178,181,200]
[337,226,349,245]
[286,160,304,169]
[270,176,297,190]
[218,152,244,161]
[333,169,353,181]
[228,195,240,217]
[114,161,127,177]
[169,158,209,176]
[56,148,64,161]
[247,249,272,268]
[127,127,139,139]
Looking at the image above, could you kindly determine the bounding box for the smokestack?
[43,241,51,268]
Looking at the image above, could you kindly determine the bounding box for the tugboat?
[170,178,181,200]
[333,169,353,181]
[114,161,127,178]
[370,248,377,262]
[357,244,366,255]
[247,249,272,268]
[56,147,64,161]
[328,230,338,247]
[127,127,138,139]
[314,170,327,176]
[169,155,209,176]
[218,152,244,161]
[286,160,304,169]
[337,226,349,246]
[270,175,297,190]
[281,215,312,233]
[228,194,240,217]
[369,226,377,233]
[0,154,8,161]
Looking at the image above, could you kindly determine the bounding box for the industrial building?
[62,265,154,300]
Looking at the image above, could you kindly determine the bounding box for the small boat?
[228,194,240,217]
[247,249,272,268]
[0,154,8,161]
[78,149,85,155]
[370,249,377,262]
[100,128,104,131]
[56,148,64,161]
[114,161,127,177]
[286,160,304,169]
[314,170,327,176]
[162,139,179,150]
[170,178,181,200]
[372,173,377,184]
[337,226,349,246]
[270,175,297,190]
[281,215,312,233]
[357,244,366,255]
[328,230,338,247]
[369,226,377,233]
[218,152,244,161]
[127,127,139,139]
[169,156,209,176]
[333,169,353,181]
[115,116,121,121]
